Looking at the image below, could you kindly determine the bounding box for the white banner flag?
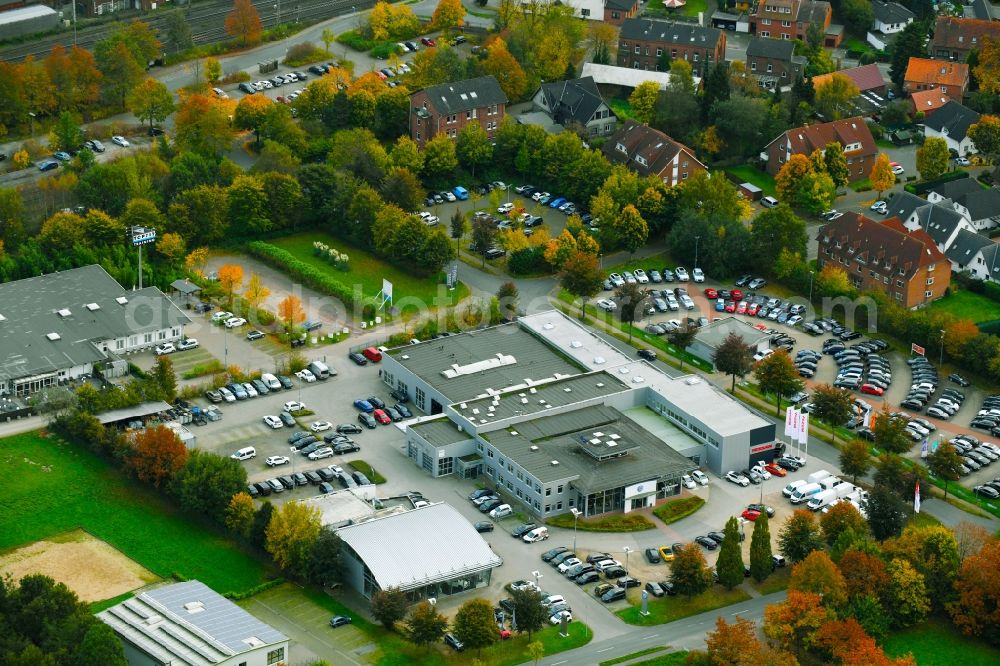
[914,481,921,514]
[798,412,809,445]
[785,407,794,437]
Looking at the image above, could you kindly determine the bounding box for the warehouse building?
[687,316,771,367]
[385,310,775,518]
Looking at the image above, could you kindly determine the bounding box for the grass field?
[883,618,1000,666]
[928,290,1000,323]
[608,98,634,121]
[0,432,272,598]
[268,232,469,310]
[751,567,790,594]
[726,165,777,197]
[617,587,752,626]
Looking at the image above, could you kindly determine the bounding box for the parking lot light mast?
[623,546,632,576]
[694,236,700,270]
[940,329,946,366]
[531,570,542,592]
[808,270,815,303]
[570,507,582,553]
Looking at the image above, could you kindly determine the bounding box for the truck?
[782,479,807,498]
[790,482,823,504]
[818,476,844,491]
[807,489,837,511]
[807,469,831,484]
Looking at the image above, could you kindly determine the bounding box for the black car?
[479,498,503,513]
[333,442,360,454]
[637,348,657,361]
[304,470,322,484]
[279,411,296,427]
[368,396,386,410]
[316,468,336,482]
[552,551,577,566]
[542,546,569,562]
[735,274,752,287]
[645,581,665,597]
[600,587,626,603]
[586,552,613,564]
[474,521,494,533]
[292,472,308,486]
[253,481,272,496]
[394,403,412,418]
[352,471,371,485]
[602,566,627,579]
[349,352,368,366]
[358,413,377,429]
[706,531,726,545]
[645,548,661,564]
[288,430,312,444]
[444,633,464,651]
[337,423,363,435]
[511,523,537,538]
[695,535,718,551]
[246,483,259,498]
[747,503,775,517]
[618,576,641,589]
[576,571,601,585]
[385,406,404,422]
[278,375,294,389]
[469,488,494,501]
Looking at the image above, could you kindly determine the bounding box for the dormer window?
[616,142,628,155]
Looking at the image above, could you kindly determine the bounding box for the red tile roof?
[904,57,969,88]
[812,64,885,93]
[932,16,997,51]
[818,213,947,278]
[765,116,876,158]
[909,89,950,116]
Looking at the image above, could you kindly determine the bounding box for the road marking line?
[596,647,614,653]
[551,660,568,665]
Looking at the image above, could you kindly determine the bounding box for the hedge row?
[905,170,969,195]
[244,241,368,316]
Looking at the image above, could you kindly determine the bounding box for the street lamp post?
[531,570,542,592]
[808,270,815,303]
[940,329,946,365]
[694,236,700,270]
[623,546,632,576]
[570,507,582,553]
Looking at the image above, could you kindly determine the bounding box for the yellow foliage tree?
[217,263,244,307]
[576,230,600,256]
[12,149,30,170]
[628,81,659,124]
[184,247,210,276]
[776,154,814,203]
[870,153,895,199]
[243,272,270,310]
[265,500,322,571]
[944,319,979,359]
[544,228,578,269]
[278,294,305,332]
[369,1,419,41]
[157,232,186,265]
[431,0,465,31]
[225,492,255,538]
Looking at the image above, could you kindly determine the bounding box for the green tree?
[668,324,698,370]
[456,122,493,178]
[810,384,853,445]
[713,332,754,392]
[265,500,321,572]
[127,78,176,132]
[164,9,193,53]
[824,142,849,189]
[527,640,545,666]
[927,441,963,499]
[874,452,908,494]
[968,115,1000,180]
[170,449,247,519]
[308,526,343,588]
[471,214,497,266]
[50,111,84,152]
[889,20,928,87]
[422,133,458,183]
[750,512,773,582]
[151,355,177,403]
[560,250,604,318]
[670,543,712,597]
[204,57,222,84]
[371,587,409,630]
[510,587,548,640]
[820,502,868,546]
[778,509,824,564]
[840,0,875,34]
[251,501,274,549]
[840,438,872,484]
[863,484,907,541]
[814,73,860,120]
[496,281,519,322]
[615,281,648,342]
[885,558,930,628]
[234,93,273,148]
[405,601,448,648]
[749,205,807,270]
[321,27,335,54]
[716,517,745,590]
[453,597,497,652]
[75,621,127,666]
[916,136,950,181]
[874,410,911,455]
[628,80,660,123]
[754,350,804,416]
[96,40,145,109]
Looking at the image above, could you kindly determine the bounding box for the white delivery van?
[782,479,807,498]
[308,361,333,380]
[819,476,844,491]
[807,469,831,484]
[231,446,256,461]
[834,483,856,499]
[523,527,549,543]
[807,489,837,511]
[790,482,823,504]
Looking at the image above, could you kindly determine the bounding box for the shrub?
[284,42,327,66]
[370,42,403,60]
[546,512,655,532]
[312,241,351,271]
[181,360,226,379]
[507,247,550,275]
[336,29,375,51]
[653,496,706,525]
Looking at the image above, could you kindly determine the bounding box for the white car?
[680,295,695,310]
[691,470,709,486]
[283,400,306,412]
[443,191,457,202]
[497,202,514,215]
[596,299,617,312]
[890,163,905,175]
[692,268,704,283]
[311,420,333,432]
[262,415,283,429]
[154,342,176,355]
[549,610,572,625]
[296,369,316,383]
[511,580,539,592]
[242,382,258,398]
[210,311,232,322]
[308,447,335,460]
[725,471,750,487]
[675,266,690,281]
[752,464,771,480]
[556,558,582,574]
[225,317,247,328]
[623,271,637,284]
[111,135,130,147]
[753,349,773,362]
[532,191,549,201]
[681,474,697,489]
[870,200,887,214]
[176,338,199,351]
[218,387,236,402]
[265,455,290,467]
[608,273,625,287]
[634,269,649,283]
[787,315,803,327]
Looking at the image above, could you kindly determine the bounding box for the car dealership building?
[382,310,776,519]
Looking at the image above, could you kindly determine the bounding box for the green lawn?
[267,231,469,311]
[726,165,777,197]
[883,618,1000,666]
[348,460,387,484]
[647,0,706,16]
[601,647,671,666]
[652,496,705,525]
[751,567,790,594]
[928,290,1000,323]
[547,512,656,532]
[633,652,689,666]
[608,98,634,121]
[0,432,273,599]
[616,587,752,625]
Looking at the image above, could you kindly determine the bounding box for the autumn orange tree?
[233,93,273,148]
[431,0,465,31]
[278,294,305,332]
[44,45,102,113]
[763,590,832,657]
[838,549,889,601]
[701,615,796,666]
[243,272,270,310]
[870,153,895,199]
[944,319,978,360]
[217,263,244,307]
[126,425,188,488]
[477,39,527,101]
[788,550,848,610]
[814,618,916,666]
[174,92,237,155]
[948,539,1000,646]
[225,0,263,46]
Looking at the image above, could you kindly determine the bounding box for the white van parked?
[790,482,823,504]
[523,526,549,543]
[230,446,256,461]
[782,479,807,498]
[807,469,831,484]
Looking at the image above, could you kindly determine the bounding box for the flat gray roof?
[408,416,473,447]
[694,316,770,351]
[96,400,173,425]
[488,405,696,492]
[388,324,584,403]
[98,580,287,665]
[0,5,57,25]
[0,265,190,383]
[455,370,629,423]
[337,503,502,591]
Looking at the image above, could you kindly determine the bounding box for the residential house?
[883,189,977,253]
[867,1,915,50]
[931,16,997,62]
[530,76,618,137]
[745,37,805,89]
[812,63,887,97]
[928,180,1000,231]
[602,120,707,187]
[409,76,507,148]
[816,213,950,308]
[748,0,839,46]
[903,57,970,98]
[946,229,1000,281]
[761,116,877,181]
[923,100,981,156]
[604,0,640,25]
[970,0,995,21]
[617,18,726,77]
[909,89,951,119]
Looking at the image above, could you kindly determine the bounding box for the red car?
[704,288,718,299]
[861,384,884,396]
[421,36,436,46]
[736,301,748,314]
[724,301,737,313]
[764,463,787,477]
[741,509,762,521]
[747,303,760,316]
[731,289,744,301]
[373,408,391,424]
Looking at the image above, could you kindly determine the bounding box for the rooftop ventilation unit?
[551,460,559,466]
[46,332,61,341]
[596,382,604,388]
[570,340,582,348]
[529,387,537,394]
[57,308,71,317]
[684,376,702,385]
[510,430,518,435]
[401,354,410,360]
[85,303,100,311]
[530,445,538,451]
[144,615,163,626]
[594,356,606,364]
[521,397,529,404]
[543,322,555,330]
[632,376,645,383]
[183,601,205,614]
[459,403,467,409]
[618,367,630,374]
[564,387,572,392]
[0,314,5,321]
[115,296,128,305]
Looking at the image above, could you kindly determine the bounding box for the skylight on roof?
[85,302,100,311]
[116,296,128,305]
[57,308,71,317]
[46,332,60,341]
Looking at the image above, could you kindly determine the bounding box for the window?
[782,20,790,27]
[693,53,699,61]
[516,489,523,498]
[438,457,454,475]
[767,63,773,73]
[895,292,903,301]
[760,31,770,38]
[635,45,640,54]
[557,485,564,493]
[545,504,551,512]
[581,7,590,15]
[267,649,285,666]
[612,10,620,18]
[926,277,934,285]
[656,48,662,56]
[928,263,935,271]
[546,487,552,496]
[415,387,426,411]
[884,276,890,284]
[925,290,933,297]
[517,471,523,481]
[487,449,494,458]
[751,61,757,71]
[556,501,563,510]
[896,279,904,287]
[762,18,771,25]
[616,142,628,154]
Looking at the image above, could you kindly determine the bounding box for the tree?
[874,410,911,455]
[174,92,237,156]
[95,41,144,109]
[456,122,493,178]
[50,111,84,152]
[916,136,950,181]
[948,540,1000,645]
[968,115,1000,179]
[840,0,875,34]
[422,134,459,182]
[749,512,773,582]
[157,233,187,266]
[840,438,872,484]
[628,81,660,124]
[820,502,869,547]
[170,449,247,519]
[278,294,305,333]
[927,441,963,499]
[814,73,860,120]
[713,332,754,392]
[76,621,127,666]
[614,204,648,255]
[668,324,698,370]
[217,263,244,307]
[788,550,847,609]
[371,587,409,630]
[874,451,908,494]
[778,510,824,564]
[974,37,1000,95]
[864,484,907,541]
[670,543,711,597]
[754,350,803,416]
[763,591,831,657]
[496,282,519,322]
[560,251,603,318]
[511,587,548,640]
[251,501,274,549]
[431,0,465,30]
[152,354,177,403]
[715,517,745,590]
[243,272,270,311]
[234,94,273,148]
[185,247,210,276]
[225,0,263,46]
[471,215,497,267]
[749,205,807,270]
[265,500,321,572]
[885,558,930,628]
[889,20,928,87]
[839,548,889,599]
[870,153,896,198]
[615,281,648,342]
[125,424,187,488]
[307,526,342,588]
[406,601,448,648]
[544,228,578,269]
[204,57,222,84]
[527,640,545,666]
[954,520,992,561]
[814,263,854,299]
[811,384,853,445]
[453,597,497,652]
[225,491,255,538]
[164,9,194,53]
[823,142,849,189]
